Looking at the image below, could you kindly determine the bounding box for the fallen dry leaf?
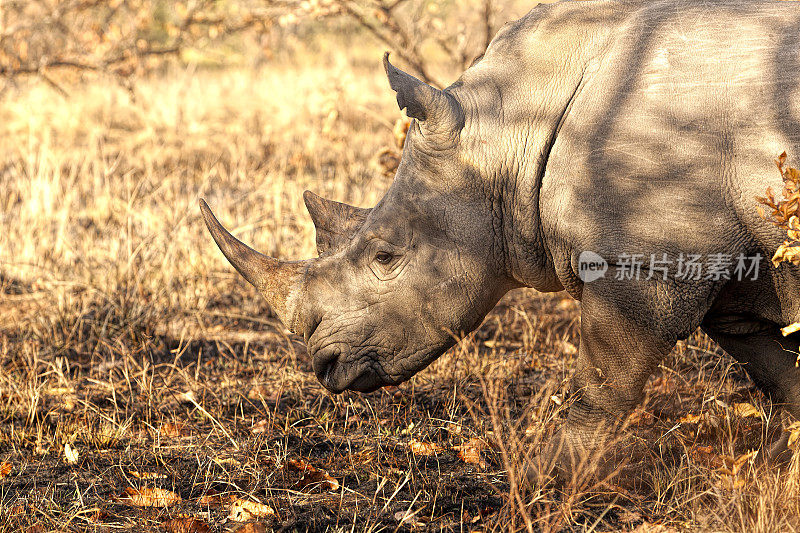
[627,408,653,427]
[384,385,404,399]
[408,439,443,456]
[688,445,724,469]
[788,421,800,448]
[160,423,190,438]
[0,461,12,478]
[718,475,747,490]
[228,497,276,521]
[558,340,578,355]
[247,384,276,401]
[286,458,339,491]
[445,422,463,436]
[732,402,763,419]
[689,445,755,488]
[453,438,488,469]
[162,517,211,533]
[712,397,730,410]
[679,413,702,424]
[128,470,167,480]
[717,450,757,476]
[116,487,181,507]
[461,508,483,524]
[86,508,107,522]
[394,509,424,527]
[64,442,79,464]
[251,419,271,434]
[44,386,74,396]
[212,456,241,467]
[715,451,756,490]
[619,509,643,525]
[630,523,680,533]
[650,375,677,395]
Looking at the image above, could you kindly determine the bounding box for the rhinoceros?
[201,0,800,477]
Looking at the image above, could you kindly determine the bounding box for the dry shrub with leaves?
[757,152,800,336]
[757,151,800,267]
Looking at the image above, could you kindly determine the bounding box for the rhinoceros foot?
[524,426,654,492]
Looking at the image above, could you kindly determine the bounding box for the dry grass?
[3,47,800,532]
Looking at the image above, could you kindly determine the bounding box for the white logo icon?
[578,251,608,282]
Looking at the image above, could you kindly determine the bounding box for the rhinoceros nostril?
[312,347,340,383]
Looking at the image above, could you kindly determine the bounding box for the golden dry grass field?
[3,36,800,532]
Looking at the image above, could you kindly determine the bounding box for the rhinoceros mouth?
[311,344,386,393]
[345,371,384,393]
[319,359,384,394]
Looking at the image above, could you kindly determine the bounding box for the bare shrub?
[1,0,512,92]
[0,0,275,91]
[318,0,499,87]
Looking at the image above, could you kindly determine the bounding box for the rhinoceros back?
[523,0,800,323]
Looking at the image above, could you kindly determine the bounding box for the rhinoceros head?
[201,54,515,392]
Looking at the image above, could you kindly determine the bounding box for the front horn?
[199,199,308,332]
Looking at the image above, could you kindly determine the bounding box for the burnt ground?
[1,277,788,533]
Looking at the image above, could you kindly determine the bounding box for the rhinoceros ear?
[383,52,463,134]
[303,191,371,255]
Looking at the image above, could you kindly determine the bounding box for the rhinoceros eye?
[375,251,393,265]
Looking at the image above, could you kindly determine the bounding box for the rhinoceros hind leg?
[702,319,800,464]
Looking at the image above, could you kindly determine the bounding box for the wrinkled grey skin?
[202,0,800,476]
